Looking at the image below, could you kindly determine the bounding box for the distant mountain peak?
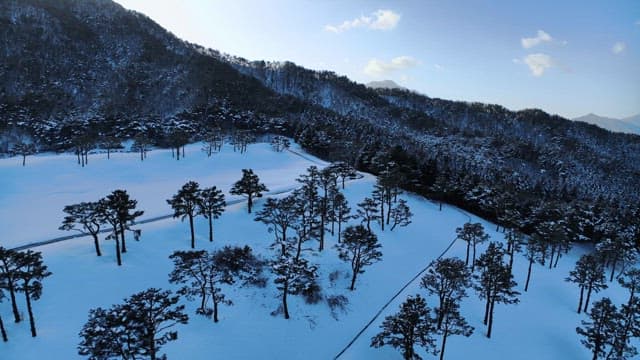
[572,113,640,135]
[366,80,405,90]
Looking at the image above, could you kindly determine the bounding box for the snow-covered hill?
[0,141,635,359]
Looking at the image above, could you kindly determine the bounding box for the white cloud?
[521,30,553,49]
[522,53,553,77]
[612,42,626,55]
[324,9,400,33]
[363,56,420,77]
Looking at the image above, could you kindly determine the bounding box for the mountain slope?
[573,113,640,135]
[1,0,639,240]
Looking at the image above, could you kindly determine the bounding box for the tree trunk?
[283,280,290,319]
[465,242,470,266]
[189,214,195,249]
[107,148,110,159]
[25,289,37,337]
[472,244,477,271]
[525,259,533,292]
[487,299,495,338]
[483,297,491,325]
[380,200,385,231]
[509,251,515,272]
[208,215,213,242]
[338,220,342,243]
[439,327,448,360]
[350,266,358,291]
[247,194,253,213]
[577,286,584,313]
[115,233,122,266]
[0,315,7,342]
[213,299,219,323]
[22,154,26,166]
[92,233,102,256]
[8,283,20,323]
[149,333,157,360]
[548,247,555,269]
[609,259,617,282]
[319,205,325,251]
[439,201,442,211]
[120,223,127,253]
[584,285,593,313]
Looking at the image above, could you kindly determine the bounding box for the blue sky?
[115,0,639,119]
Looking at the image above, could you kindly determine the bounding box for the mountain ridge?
[572,113,640,135]
[1,0,639,239]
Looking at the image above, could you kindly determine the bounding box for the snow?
[0,141,636,359]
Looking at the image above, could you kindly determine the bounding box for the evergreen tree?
[335,225,383,290]
[389,199,413,231]
[271,242,318,319]
[11,141,36,166]
[78,288,188,360]
[255,195,299,256]
[356,197,381,233]
[169,247,261,323]
[371,294,437,360]
[317,167,338,251]
[0,247,23,323]
[473,242,520,338]
[230,169,269,213]
[504,228,526,271]
[576,297,620,360]
[456,222,489,269]
[197,186,226,242]
[167,181,202,249]
[103,189,144,255]
[420,257,471,329]
[15,250,52,337]
[328,161,357,189]
[566,254,608,313]
[331,192,351,243]
[60,201,105,256]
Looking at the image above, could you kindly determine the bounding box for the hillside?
[1,0,639,249]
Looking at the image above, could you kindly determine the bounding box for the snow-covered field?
[0,141,634,359]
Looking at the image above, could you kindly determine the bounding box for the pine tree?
[473,242,520,338]
[169,247,261,323]
[103,189,144,255]
[566,254,608,313]
[271,243,318,319]
[78,288,188,360]
[389,199,413,231]
[504,228,526,271]
[255,195,299,256]
[0,247,22,323]
[456,222,489,269]
[328,161,357,189]
[11,141,36,166]
[356,197,381,233]
[576,297,620,360]
[317,167,338,251]
[15,250,52,337]
[336,225,383,290]
[331,192,351,243]
[198,186,226,242]
[420,257,472,329]
[60,201,105,256]
[371,294,437,360]
[230,169,269,213]
[168,181,201,249]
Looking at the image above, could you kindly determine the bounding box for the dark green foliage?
[335,225,382,291]
[230,169,268,213]
[78,288,188,360]
[371,294,437,360]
